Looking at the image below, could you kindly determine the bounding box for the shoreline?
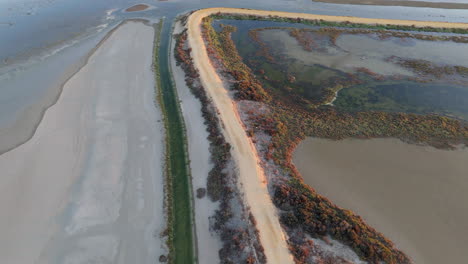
[0,19,152,156]
[0,21,166,264]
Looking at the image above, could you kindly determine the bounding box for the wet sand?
[0,21,166,264]
[313,0,468,10]
[293,137,468,264]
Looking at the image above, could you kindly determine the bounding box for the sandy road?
[187,9,295,264]
[0,21,166,264]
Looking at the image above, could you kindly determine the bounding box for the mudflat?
[293,137,468,264]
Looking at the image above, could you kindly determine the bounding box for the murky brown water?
[293,137,468,264]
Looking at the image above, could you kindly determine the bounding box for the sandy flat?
[187,9,295,264]
[170,22,222,263]
[0,21,166,264]
[294,138,468,264]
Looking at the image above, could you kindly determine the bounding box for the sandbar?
[125,4,149,12]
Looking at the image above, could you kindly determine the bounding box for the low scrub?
[175,28,266,264]
[203,14,468,264]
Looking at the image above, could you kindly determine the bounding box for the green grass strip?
[153,19,197,264]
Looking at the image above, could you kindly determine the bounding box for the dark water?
[335,81,468,119]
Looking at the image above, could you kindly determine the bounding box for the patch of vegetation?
[204,15,468,264]
[202,17,270,101]
[174,29,231,202]
[391,57,468,78]
[289,28,317,51]
[155,20,196,264]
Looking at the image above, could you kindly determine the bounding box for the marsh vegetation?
[204,14,468,264]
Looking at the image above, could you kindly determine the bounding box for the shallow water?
[293,137,468,264]
[220,18,468,118]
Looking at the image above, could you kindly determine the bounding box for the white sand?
[294,138,468,264]
[187,9,295,264]
[0,21,166,264]
[170,22,222,263]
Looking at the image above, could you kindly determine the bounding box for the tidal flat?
[293,138,468,264]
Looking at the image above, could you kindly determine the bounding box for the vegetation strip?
[202,13,468,264]
[175,18,267,263]
[154,19,196,264]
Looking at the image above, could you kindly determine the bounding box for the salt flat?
[0,21,166,264]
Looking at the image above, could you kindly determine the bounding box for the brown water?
[293,137,468,264]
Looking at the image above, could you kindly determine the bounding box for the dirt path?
[187,9,295,264]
